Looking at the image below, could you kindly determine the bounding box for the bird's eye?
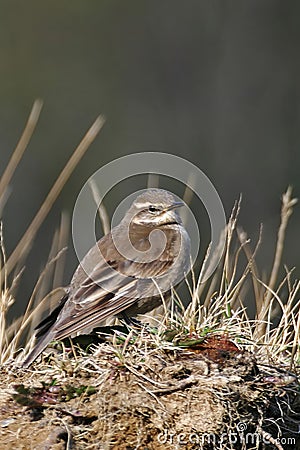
[148,205,160,214]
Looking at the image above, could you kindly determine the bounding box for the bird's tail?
[21,330,56,368]
[21,293,69,368]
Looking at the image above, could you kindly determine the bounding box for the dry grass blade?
[181,171,197,226]
[52,212,69,289]
[0,99,43,202]
[3,288,65,365]
[88,179,110,235]
[147,173,159,188]
[255,186,298,338]
[290,303,300,368]
[2,250,66,363]
[0,224,15,362]
[4,115,105,277]
[266,187,297,299]
[237,224,263,313]
[183,244,212,327]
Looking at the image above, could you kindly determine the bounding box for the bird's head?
[123,189,184,228]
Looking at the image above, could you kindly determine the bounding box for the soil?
[0,334,299,450]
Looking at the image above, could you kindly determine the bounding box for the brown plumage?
[22,189,191,367]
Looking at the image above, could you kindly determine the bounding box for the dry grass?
[0,106,299,449]
[0,102,105,364]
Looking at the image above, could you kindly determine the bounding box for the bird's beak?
[166,201,184,211]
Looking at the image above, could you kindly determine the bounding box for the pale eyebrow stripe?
[135,201,168,210]
[135,202,151,208]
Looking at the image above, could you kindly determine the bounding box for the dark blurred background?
[0,1,299,316]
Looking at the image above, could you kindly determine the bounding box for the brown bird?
[22,189,191,367]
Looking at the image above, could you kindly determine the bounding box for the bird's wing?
[52,262,174,341]
[49,228,180,340]
[52,279,138,340]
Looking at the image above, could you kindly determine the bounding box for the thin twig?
[88,179,110,235]
[255,187,297,338]
[151,375,197,395]
[0,100,43,200]
[4,115,105,276]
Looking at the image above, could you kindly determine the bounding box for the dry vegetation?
[0,103,299,449]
